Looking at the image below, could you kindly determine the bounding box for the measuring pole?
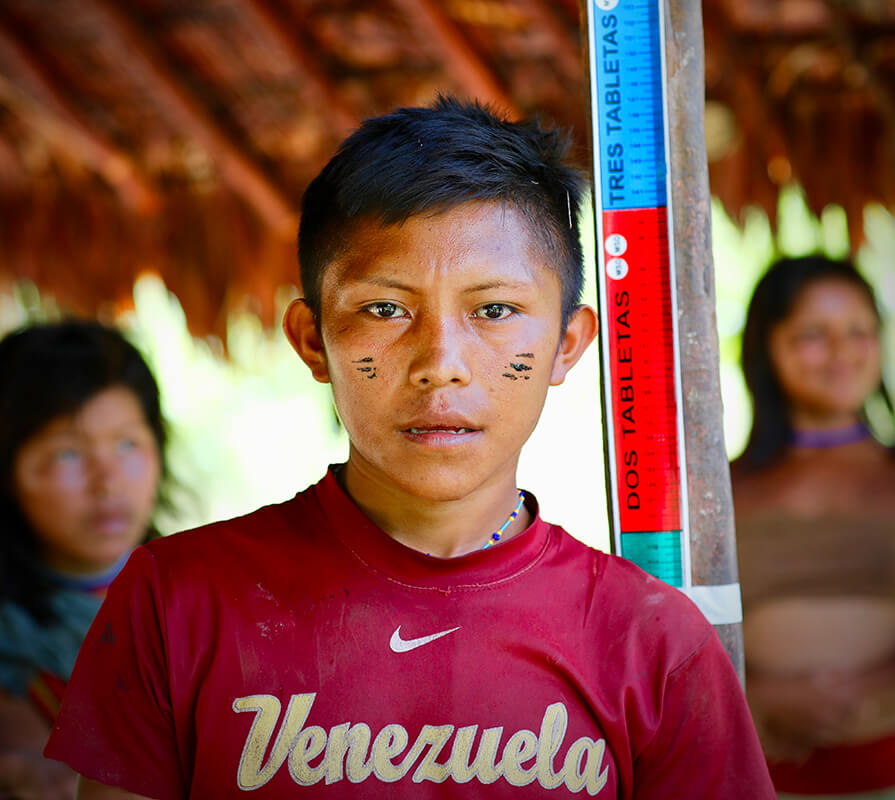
[582,0,744,678]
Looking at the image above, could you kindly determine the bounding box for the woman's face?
[13,386,161,574]
[768,278,882,427]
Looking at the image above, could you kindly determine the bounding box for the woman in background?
[0,321,170,800]
[733,255,895,799]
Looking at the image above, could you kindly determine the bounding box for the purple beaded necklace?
[789,422,872,449]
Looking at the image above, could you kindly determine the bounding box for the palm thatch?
[0,0,892,334]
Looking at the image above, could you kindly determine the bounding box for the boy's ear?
[283,299,330,384]
[550,304,598,386]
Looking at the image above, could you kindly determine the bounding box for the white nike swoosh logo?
[389,625,461,653]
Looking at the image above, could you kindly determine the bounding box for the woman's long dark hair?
[0,320,171,624]
[736,255,893,472]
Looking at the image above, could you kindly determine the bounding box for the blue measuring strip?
[592,0,667,211]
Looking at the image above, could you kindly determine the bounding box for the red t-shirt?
[46,468,774,798]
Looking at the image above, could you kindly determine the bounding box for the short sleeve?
[44,547,187,800]
[631,631,776,799]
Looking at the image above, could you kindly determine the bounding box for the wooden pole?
[581,0,744,680]
[665,0,744,680]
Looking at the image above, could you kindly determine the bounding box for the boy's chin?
[388,469,488,503]
[363,460,513,504]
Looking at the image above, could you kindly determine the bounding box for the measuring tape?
[586,0,690,588]
[584,1,742,628]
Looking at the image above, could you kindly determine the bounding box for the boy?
[46,98,774,798]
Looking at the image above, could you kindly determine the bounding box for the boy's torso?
[52,470,733,798]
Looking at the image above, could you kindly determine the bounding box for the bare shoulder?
[732,442,895,519]
[730,462,783,518]
[78,776,154,800]
[862,446,895,513]
[869,445,895,481]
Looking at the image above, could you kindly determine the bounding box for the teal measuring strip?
[619,531,683,586]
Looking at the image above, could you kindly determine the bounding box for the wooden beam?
[827,6,895,178]
[0,21,158,213]
[79,0,296,234]
[239,0,359,137]
[554,0,582,27]
[388,0,520,116]
[514,0,581,83]
[0,133,23,186]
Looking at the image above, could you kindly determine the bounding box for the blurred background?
[0,0,893,549]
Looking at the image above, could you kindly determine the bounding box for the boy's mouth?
[400,420,482,446]
[405,426,476,435]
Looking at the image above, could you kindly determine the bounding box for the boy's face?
[286,201,596,503]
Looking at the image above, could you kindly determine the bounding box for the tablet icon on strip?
[605,233,627,256]
[607,257,629,280]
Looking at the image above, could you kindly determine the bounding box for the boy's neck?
[338,458,531,558]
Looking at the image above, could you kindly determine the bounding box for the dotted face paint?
[353,357,377,379]
[503,353,534,381]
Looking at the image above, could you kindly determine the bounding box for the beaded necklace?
[789,422,871,449]
[482,490,526,549]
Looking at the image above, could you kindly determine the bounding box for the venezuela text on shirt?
[233,693,610,794]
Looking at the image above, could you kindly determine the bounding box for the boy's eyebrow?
[353,277,419,293]
[463,280,530,293]
[349,278,531,294]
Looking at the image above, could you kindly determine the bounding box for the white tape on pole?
[680,584,743,626]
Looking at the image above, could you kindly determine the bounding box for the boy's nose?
[407,317,472,388]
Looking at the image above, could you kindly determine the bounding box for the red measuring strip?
[603,207,682,535]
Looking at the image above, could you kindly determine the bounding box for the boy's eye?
[473,303,515,320]
[364,302,406,319]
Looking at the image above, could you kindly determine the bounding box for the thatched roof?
[0,0,893,335]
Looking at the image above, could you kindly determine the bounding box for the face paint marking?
[353,357,377,378]
[515,353,535,359]
[502,373,518,381]
[509,362,533,372]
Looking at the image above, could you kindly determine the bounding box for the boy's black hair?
[736,254,893,471]
[298,96,585,332]
[0,320,171,624]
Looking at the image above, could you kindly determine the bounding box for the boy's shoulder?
[140,480,716,671]
[549,528,718,675]
[143,474,329,566]
[557,527,709,618]
[608,550,711,627]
